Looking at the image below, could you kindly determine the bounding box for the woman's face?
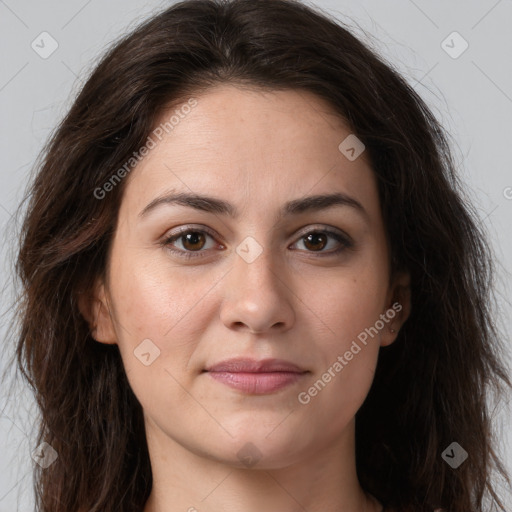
[87,85,410,469]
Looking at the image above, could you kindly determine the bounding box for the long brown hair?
[6,0,511,510]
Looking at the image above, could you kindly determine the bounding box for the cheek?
[297,278,385,437]
[296,259,388,415]
[109,244,216,338]
[106,252,208,390]
[307,262,389,353]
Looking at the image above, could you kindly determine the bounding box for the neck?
[142,417,383,512]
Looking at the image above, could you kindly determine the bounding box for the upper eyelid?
[293,224,349,239]
[163,224,352,248]
[164,223,349,239]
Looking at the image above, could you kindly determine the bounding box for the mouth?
[202,358,309,394]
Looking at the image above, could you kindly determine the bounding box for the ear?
[380,270,411,347]
[77,278,117,345]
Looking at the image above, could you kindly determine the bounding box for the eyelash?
[161,225,354,260]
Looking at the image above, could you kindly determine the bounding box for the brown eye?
[292,228,353,255]
[162,227,220,259]
[181,231,207,251]
[303,232,328,251]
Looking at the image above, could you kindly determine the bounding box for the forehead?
[119,85,378,220]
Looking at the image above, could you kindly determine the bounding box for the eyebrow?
[138,190,368,222]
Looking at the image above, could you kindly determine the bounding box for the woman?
[11,0,511,511]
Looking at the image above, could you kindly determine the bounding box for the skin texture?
[81,85,410,512]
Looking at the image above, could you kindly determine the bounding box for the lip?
[205,357,306,373]
[203,358,309,394]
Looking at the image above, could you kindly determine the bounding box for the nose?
[219,242,295,334]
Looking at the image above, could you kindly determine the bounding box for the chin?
[208,428,309,470]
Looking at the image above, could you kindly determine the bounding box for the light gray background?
[1,1,511,510]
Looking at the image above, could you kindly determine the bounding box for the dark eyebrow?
[138,191,368,222]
